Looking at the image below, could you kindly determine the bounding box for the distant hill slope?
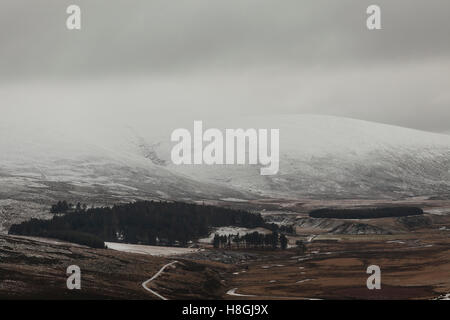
[152,115,450,199]
[1,114,450,230]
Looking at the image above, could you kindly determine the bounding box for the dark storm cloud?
[0,0,449,131]
[1,0,449,76]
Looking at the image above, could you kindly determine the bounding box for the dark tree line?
[9,200,277,248]
[50,200,71,213]
[213,231,289,250]
[51,201,87,214]
[309,207,423,219]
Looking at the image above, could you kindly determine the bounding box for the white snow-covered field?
[198,226,272,244]
[105,242,200,256]
[219,198,248,203]
[425,208,450,216]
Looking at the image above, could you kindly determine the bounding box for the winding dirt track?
[226,287,321,300]
[142,261,178,300]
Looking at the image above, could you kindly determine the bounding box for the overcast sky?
[1,0,449,132]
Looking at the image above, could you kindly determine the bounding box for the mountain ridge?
[1,114,450,231]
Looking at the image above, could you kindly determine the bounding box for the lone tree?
[272,231,279,249]
[295,240,306,254]
[280,234,288,250]
[50,200,70,213]
[213,234,220,249]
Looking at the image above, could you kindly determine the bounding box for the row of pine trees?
[213,231,289,250]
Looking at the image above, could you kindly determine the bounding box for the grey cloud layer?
[0,0,449,131]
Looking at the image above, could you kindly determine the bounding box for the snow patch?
[105,242,199,256]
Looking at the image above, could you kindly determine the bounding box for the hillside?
[2,114,450,230]
[152,115,450,199]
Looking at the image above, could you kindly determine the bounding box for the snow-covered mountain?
[0,116,247,206]
[1,114,450,218]
[151,114,450,199]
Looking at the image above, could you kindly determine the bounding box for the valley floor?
[219,230,450,300]
[0,234,230,299]
[1,198,449,300]
[1,227,449,300]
